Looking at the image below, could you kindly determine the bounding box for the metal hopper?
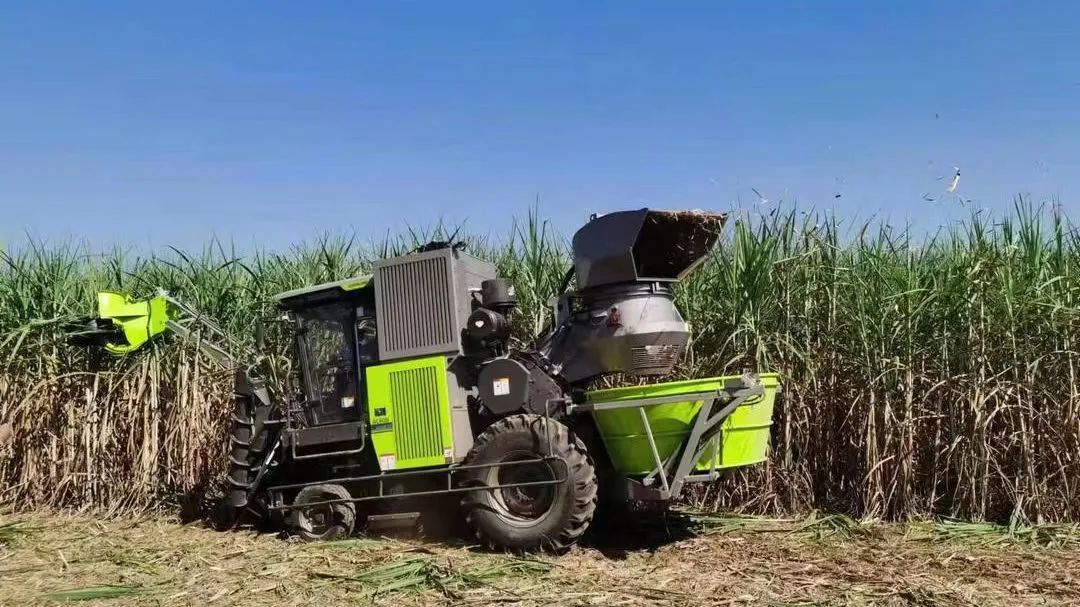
[541,209,727,384]
[572,209,727,289]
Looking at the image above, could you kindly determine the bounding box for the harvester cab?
[273,276,376,428]
[70,209,781,552]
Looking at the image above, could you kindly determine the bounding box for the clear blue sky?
[1,2,1078,251]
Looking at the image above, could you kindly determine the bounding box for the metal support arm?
[158,291,256,370]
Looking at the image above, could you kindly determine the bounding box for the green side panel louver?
[365,356,454,471]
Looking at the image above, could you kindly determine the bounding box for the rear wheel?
[289,484,356,541]
[462,414,597,553]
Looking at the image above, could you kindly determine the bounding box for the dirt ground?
[1,510,1079,606]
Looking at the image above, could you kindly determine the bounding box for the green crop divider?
[95,292,172,354]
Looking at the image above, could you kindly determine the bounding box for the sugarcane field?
[3,204,1080,606]
[4,4,1080,606]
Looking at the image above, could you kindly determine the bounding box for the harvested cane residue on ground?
[1,511,1078,606]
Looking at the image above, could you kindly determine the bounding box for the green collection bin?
[586,373,780,476]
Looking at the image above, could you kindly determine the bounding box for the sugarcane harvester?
[70,209,780,551]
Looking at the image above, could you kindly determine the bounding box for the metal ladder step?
[365,512,421,531]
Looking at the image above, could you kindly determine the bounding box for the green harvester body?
[67,208,780,552]
[365,355,456,470]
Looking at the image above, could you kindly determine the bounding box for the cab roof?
[273,275,373,310]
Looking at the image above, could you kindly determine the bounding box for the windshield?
[298,306,358,422]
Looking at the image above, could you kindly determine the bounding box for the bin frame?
[567,375,768,500]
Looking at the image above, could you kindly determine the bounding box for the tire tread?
[462,414,597,553]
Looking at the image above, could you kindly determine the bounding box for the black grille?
[376,254,457,359]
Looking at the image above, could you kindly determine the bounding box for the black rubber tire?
[462,414,597,553]
[289,484,356,541]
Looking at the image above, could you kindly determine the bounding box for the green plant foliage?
[1,201,1079,524]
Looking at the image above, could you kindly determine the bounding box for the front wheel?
[462,414,597,553]
[289,484,356,541]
